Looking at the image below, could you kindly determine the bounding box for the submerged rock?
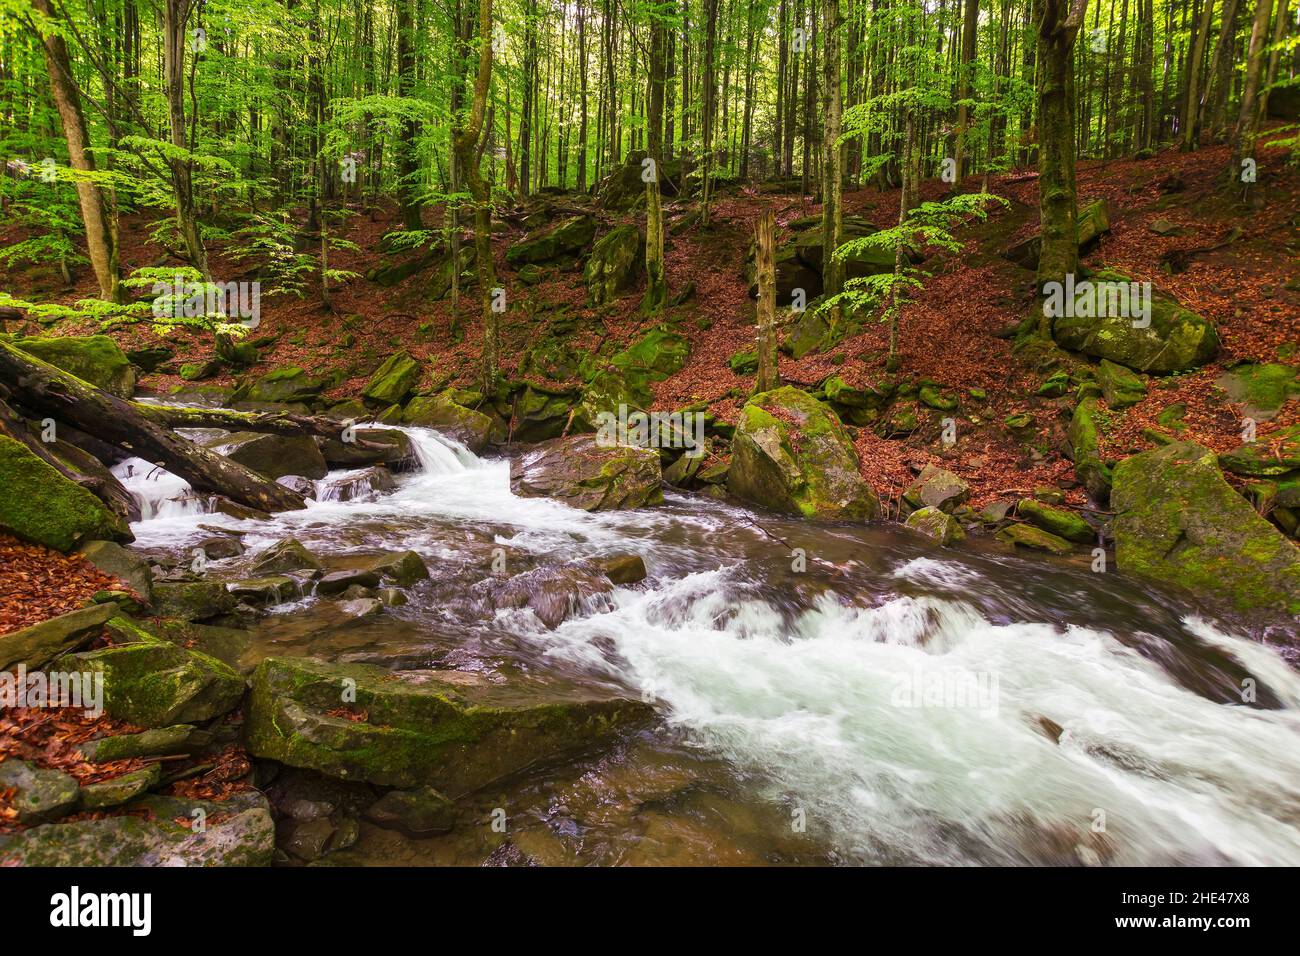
[727,386,878,521]
[0,435,132,551]
[0,792,275,866]
[1111,442,1300,618]
[243,656,654,794]
[509,435,663,511]
[485,562,615,628]
[364,786,456,836]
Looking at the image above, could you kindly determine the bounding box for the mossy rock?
[1068,398,1112,502]
[243,656,654,794]
[1112,441,1300,618]
[362,352,422,406]
[0,792,274,866]
[505,215,598,265]
[1097,358,1147,409]
[15,334,136,397]
[203,431,328,481]
[825,374,895,409]
[996,522,1075,554]
[1052,270,1219,374]
[151,580,237,622]
[905,506,965,545]
[726,386,878,521]
[1215,362,1300,422]
[0,760,79,824]
[250,537,324,575]
[584,224,645,305]
[1036,370,1071,398]
[510,385,576,443]
[1218,424,1300,477]
[919,383,959,410]
[1017,499,1093,543]
[0,436,131,552]
[903,465,970,513]
[0,603,117,671]
[234,366,328,404]
[71,617,246,727]
[79,764,162,810]
[728,350,758,375]
[401,395,493,453]
[509,434,663,511]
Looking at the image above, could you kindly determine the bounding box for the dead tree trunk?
[0,342,305,513]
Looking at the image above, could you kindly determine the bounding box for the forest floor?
[4,138,1299,526]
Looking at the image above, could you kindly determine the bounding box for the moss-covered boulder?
[1052,271,1219,373]
[506,215,598,266]
[1017,499,1093,543]
[243,656,654,794]
[0,603,116,671]
[203,431,328,481]
[70,617,246,727]
[78,764,162,810]
[150,580,237,622]
[1003,199,1110,270]
[1218,424,1300,477]
[317,428,417,470]
[584,224,644,305]
[15,335,136,397]
[727,386,878,521]
[1068,398,1112,502]
[509,434,663,511]
[1096,358,1147,409]
[903,465,970,514]
[0,792,274,866]
[362,352,422,406]
[509,385,575,443]
[905,507,965,545]
[573,327,689,430]
[0,436,131,551]
[234,367,328,405]
[401,395,493,453]
[1216,362,1300,422]
[1111,442,1300,618]
[996,522,1075,554]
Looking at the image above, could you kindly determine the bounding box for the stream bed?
[117,425,1300,866]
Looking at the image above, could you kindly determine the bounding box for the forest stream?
[113,416,1300,867]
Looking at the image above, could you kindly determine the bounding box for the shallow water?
[122,425,1300,866]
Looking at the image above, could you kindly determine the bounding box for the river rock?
[227,575,302,607]
[996,522,1075,553]
[360,550,430,586]
[78,764,162,810]
[0,792,275,866]
[77,540,153,600]
[194,534,245,560]
[1218,424,1300,477]
[0,603,116,671]
[364,786,456,836]
[315,569,382,596]
[1017,499,1094,543]
[233,366,328,405]
[317,428,418,470]
[584,224,644,305]
[905,507,965,545]
[402,395,493,453]
[204,431,328,481]
[362,352,422,406]
[316,466,396,503]
[1111,442,1300,618]
[509,435,663,511]
[485,563,614,629]
[71,619,246,727]
[244,656,654,794]
[0,759,79,824]
[0,436,131,551]
[727,386,878,521]
[902,465,970,513]
[14,334,136,397]
[591,553,647,584]
[152,580,237,621]
[251,537,324,575]
[1051,270,1219,373]
[79,725,202,761]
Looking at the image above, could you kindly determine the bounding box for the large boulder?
[71,616,246,727]
[14,335,136,397]
[574,327,690,430]
[233,367,328,405]
[505,215,598,266]
[362,352,422,406]
[243,656,654,794]
[584,224,645,305]
[0,792,275,866]
[593,150,683,209]
[401,395,493,453]
[317,428,418,470]
[726,386,878,521]
[1111,442,1300,618]
[0,436,131,551]
[509,435,663,511]
[1052,270,1219,373]
[203,431,328,481]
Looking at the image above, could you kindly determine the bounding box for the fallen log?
[135,404,391,452]
[0,341,305,513]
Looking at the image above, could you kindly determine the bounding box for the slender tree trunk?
[163,0,209,278]
[396,0,423,229]
[821,0,844,304]
[954,0,980,181]
[31,0,124,303]
[754,211,780,392]
[1231,0,1276,180]
[644,5,669,312]
[1182,0,1216,150]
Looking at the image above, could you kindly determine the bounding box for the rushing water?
[121,423,1300,866]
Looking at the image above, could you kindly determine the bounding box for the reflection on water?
[126,425,1300,866]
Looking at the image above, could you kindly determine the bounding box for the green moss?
[15,335,136,397]
[363,352,421,405]
[0,436,129,552]
[1017,498,1093,543]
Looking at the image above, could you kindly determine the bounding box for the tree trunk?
[954,0,980,180]
[31,0,124,303]
[0,342,306,513]
[821,0,844,304]
[754,211,780,393]
[1231,0,1276,180]
[1182,0,1216,151]
[162,0,209,278]
[396,0,423,230]
[644,6,669,313]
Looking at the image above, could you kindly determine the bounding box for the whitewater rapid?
[120,424,1300,865]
